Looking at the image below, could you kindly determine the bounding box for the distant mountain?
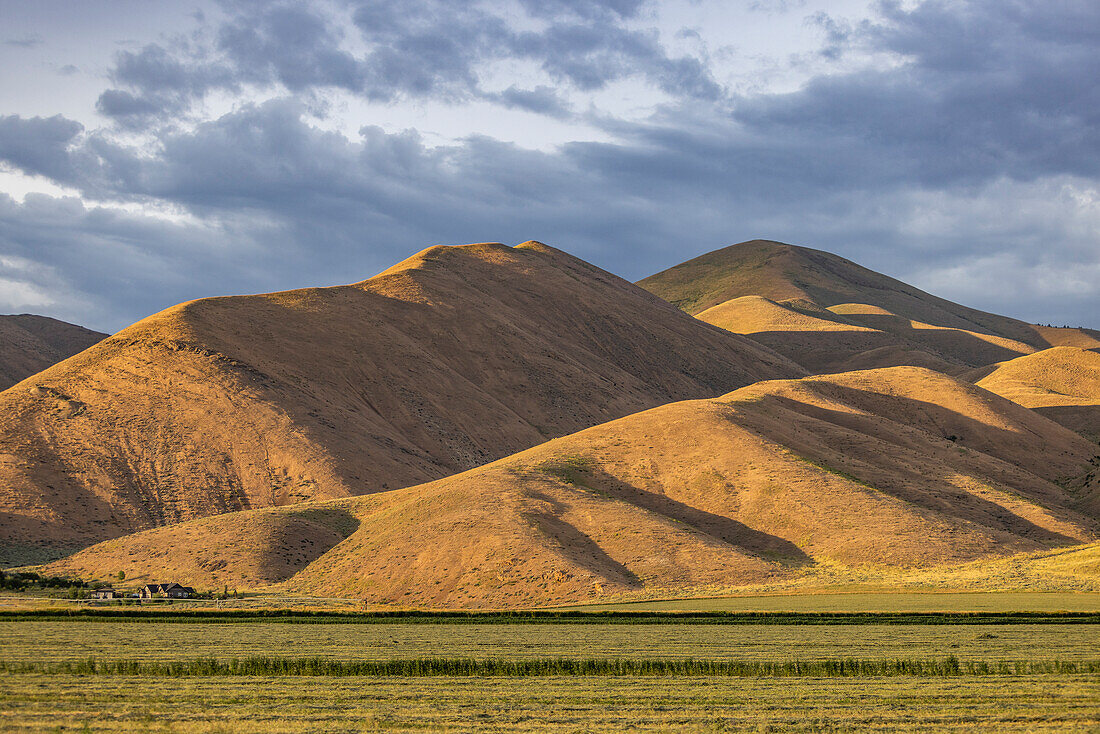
[638,240,1100,374]
[0,315,105,391]
[968,347,1100,441]
[0,241,801,565]
[46,367,1099,608]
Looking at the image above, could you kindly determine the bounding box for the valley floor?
[2,674,1097,732]
[564,591,1100,613]
[1,615,1098,732]
[3,620,1099,663]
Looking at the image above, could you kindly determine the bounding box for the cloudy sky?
[0,0,1097,333]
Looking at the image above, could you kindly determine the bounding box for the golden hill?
[46,367,1099,608]
[0,241,803,565]
[638,240,1098,372]
[968,347,1100,441]
[0,315,105,391]
[695,296,965,374]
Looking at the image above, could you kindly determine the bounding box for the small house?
[163,582,194,598]
[91,587,117,599]
[140,583,195,599]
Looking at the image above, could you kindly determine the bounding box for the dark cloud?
[350,0,511,100]
[0,192,283,330]
[514,22,721,99]
[490,86,574,119]
[0,115,83,182]
[217,4,365,92]
[92,0,719,122]
[4,35,42,48]
[734,0,1100,187]
[516,0,645,20]
[748,1,807,14]
[95,89,162,119]
[113,43,217,93]
[97,43,239,124]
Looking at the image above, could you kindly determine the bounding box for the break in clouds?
[0,0,1097,332]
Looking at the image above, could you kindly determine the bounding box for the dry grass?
[5,620,1098,664]
[972,346,1100,440]
[0,315,105,392]
[565,590,1100,612]
[637,239,1096,352]
[0,240,801,565]
[44,367,1100,608]
[638,239,1100,382]
[1,673,1097,732]
[693,293,1041,375]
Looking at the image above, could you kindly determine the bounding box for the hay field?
[3,621,1098,664]
[2,618,1098,731]
[2,674,1097,732]
[567,591,1100,612]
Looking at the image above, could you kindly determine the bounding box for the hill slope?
[0,241,802,565]
[48,367,1099,608]
[695,296,967,374]
[969,347,1100,441]
[638,240,1097,372]
[0,315,106,391]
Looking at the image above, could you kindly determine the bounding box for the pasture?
[2,674,1097,732]
[1,616,1097,732]
[565,591,1100,612]
[2,620,1099,663]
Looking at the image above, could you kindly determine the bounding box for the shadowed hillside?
[47,367,1099,608]
[0,241,803,565]
[968,347,1100,442]
[638,240,1099,373]
[0,315,106,391]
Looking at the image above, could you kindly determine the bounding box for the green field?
[2,674,1097,732]
[2,619,1097,732]
[564,592,1100,612]
[3,621,1099,663]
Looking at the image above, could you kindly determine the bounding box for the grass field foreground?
[1,674,1097,732]
[2,617,1097,731]
[2,621,1099,663]
[563,591,1100,612]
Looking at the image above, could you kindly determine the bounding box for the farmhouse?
[91,588,117,599]
[140,583,195,599]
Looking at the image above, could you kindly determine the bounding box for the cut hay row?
[2,609,1097,624]
[4,656,1098,677]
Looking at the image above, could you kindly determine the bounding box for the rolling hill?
[0,315,105,391]
[638,240,1099,373]
[0,241,803,565]
[968,347,1100,441]
[46,367,1100,608]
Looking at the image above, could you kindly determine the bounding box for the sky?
[0,0,1097,333]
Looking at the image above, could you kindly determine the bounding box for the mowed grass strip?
[3,608,1098,623]
[564,591,1100,613]
[2,674,1097,733]
[3,622,1097,664]
[3,656,1098,677]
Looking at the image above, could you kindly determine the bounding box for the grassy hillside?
[695,296,968,374]
[969,347,1100,441]
[0,242,802,565]
[0,314,105,391]
[638,240,1099,373]
[45,367,1099,608]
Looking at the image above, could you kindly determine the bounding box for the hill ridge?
[0,241,803,565]
[0,314,106,391]
[638,239,1098,374]
[45,366,1099,608]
